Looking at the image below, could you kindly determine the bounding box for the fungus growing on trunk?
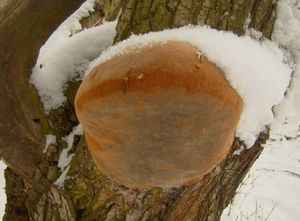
[75,41,243,189]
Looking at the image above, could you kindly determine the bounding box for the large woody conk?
[75,41,243,189]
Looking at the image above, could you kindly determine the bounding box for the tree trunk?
[0,0,86,181]
[115,0,277,42]
[1,0,277,220]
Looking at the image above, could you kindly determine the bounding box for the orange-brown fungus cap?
[75,41,243,189]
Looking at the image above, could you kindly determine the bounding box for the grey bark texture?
[1,0,277,220]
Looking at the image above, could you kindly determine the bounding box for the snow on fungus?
[89,26,291,148]
[75,41,243,188]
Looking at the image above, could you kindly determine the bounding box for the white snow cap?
[30,0,116,112]
[30,21,116,112]
[89,26,292,147]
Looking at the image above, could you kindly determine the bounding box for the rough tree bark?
[0,0,277,220]
[0,0,87,181]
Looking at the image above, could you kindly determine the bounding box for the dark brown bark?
[115,0,276,42]
[1,0,278,220]
[3,168,29,221]
[0,0,86,180]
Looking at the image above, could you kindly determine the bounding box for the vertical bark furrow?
[115,0,275,43]
[260,3,277,39]
[172,0,192,27]
[250,0,274,30]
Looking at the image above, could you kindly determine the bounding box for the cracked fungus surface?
[75,41,243,189]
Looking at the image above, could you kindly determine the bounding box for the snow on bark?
[221,1,300,220]
[0,161,6,220]
[43,134,56,153]
[30,0,116,112]
[55,125,83,187]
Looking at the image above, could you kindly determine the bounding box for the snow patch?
[0,161,6,220]
[55,166,71,187]
[57,125,83,170]
[30,0,116,112]
[43,134,56,153]
[89,26,292,147]
[43,0,97,43]
[55,125,82,187]
[272,0,300,130]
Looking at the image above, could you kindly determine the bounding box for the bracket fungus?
[75,41,243,189]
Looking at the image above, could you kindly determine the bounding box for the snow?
[55,166,71,188]
[272,0,300,130]
[55,125,83,187]
[89,26,292,148]
[43,134,56,153]
[0,161,6,220]
[221,124,300,221]
[221,0,300,220]
[30,0,117,112]
[57,125,82,170]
